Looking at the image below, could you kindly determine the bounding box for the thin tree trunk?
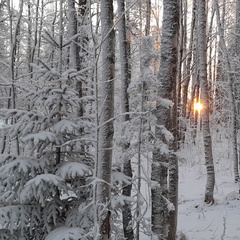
[31,0,40,67]
[235,0,240,181]
[50,1,57,68]
[7,0,23,155]
[182,0,196,119]
[207,8,215,115]
[56,0,63,167]
[145,0,151,35]
[214,0,225,116]
[198,0,215,203]
[117,0,134,239]
[97,0,115,239]
[68,0,80,70]
[37,0,44,64]
[68,0,83,118]
[136,2,143,239]
[27,0,32,74]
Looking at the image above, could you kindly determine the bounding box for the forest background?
[0,0,239,239]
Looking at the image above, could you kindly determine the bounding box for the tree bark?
[182,0,196,120]
[145,0,151,36]
[151,0,179,239]
[68,0,84,118]
[198,0,215,203]
[117,0,134,239]
[97,0,115,239]
[68,0,80,71]
[6,0,23,155]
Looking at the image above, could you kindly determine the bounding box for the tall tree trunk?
[145,0,151,35]
[182,0,196,120]
[235,0,240,181]
[68,0,84,118]
[37,0,44,64]
[117,0,134,239]
[97,0,115,239]
[198,0,215,203]
[68,0,80,71]
[31,0,40,67]
[6,0,23,155]
[214,0,225,117]
[151,0,179,239]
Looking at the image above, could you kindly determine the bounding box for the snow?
[56,162,92,179]
[176,132,240,240]
[45,226,90,240]
[20,174,65,206]
[21,131,57,145]
[178,164,240,239]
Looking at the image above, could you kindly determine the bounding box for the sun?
[194,101,203,112]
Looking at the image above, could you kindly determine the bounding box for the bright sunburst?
[194,101,203,112]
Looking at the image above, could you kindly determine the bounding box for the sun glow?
[194,101,203,113]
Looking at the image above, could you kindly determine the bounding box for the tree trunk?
[68,0,80,71]
[6,0,23,155]
[198,0,215,203]
[182,0,196,120]
[97,0,115,239]
[117,0,134,239]
[151,0,179,239]
[145,0,151,36]
[68,0,84,118]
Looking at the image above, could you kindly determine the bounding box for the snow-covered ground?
[177,131,240,239]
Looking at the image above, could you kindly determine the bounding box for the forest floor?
[177,130,240,240]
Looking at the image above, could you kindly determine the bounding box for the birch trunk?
[151,0,179,239]
[117,0,134,239]
[198,0,215,203]
[97,0,115,239]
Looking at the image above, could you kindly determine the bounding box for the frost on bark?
[198,0,215,203]
[68,0,84,118]
[151,0,179,239]
[97,0,115,239]
[117,0,134,239]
